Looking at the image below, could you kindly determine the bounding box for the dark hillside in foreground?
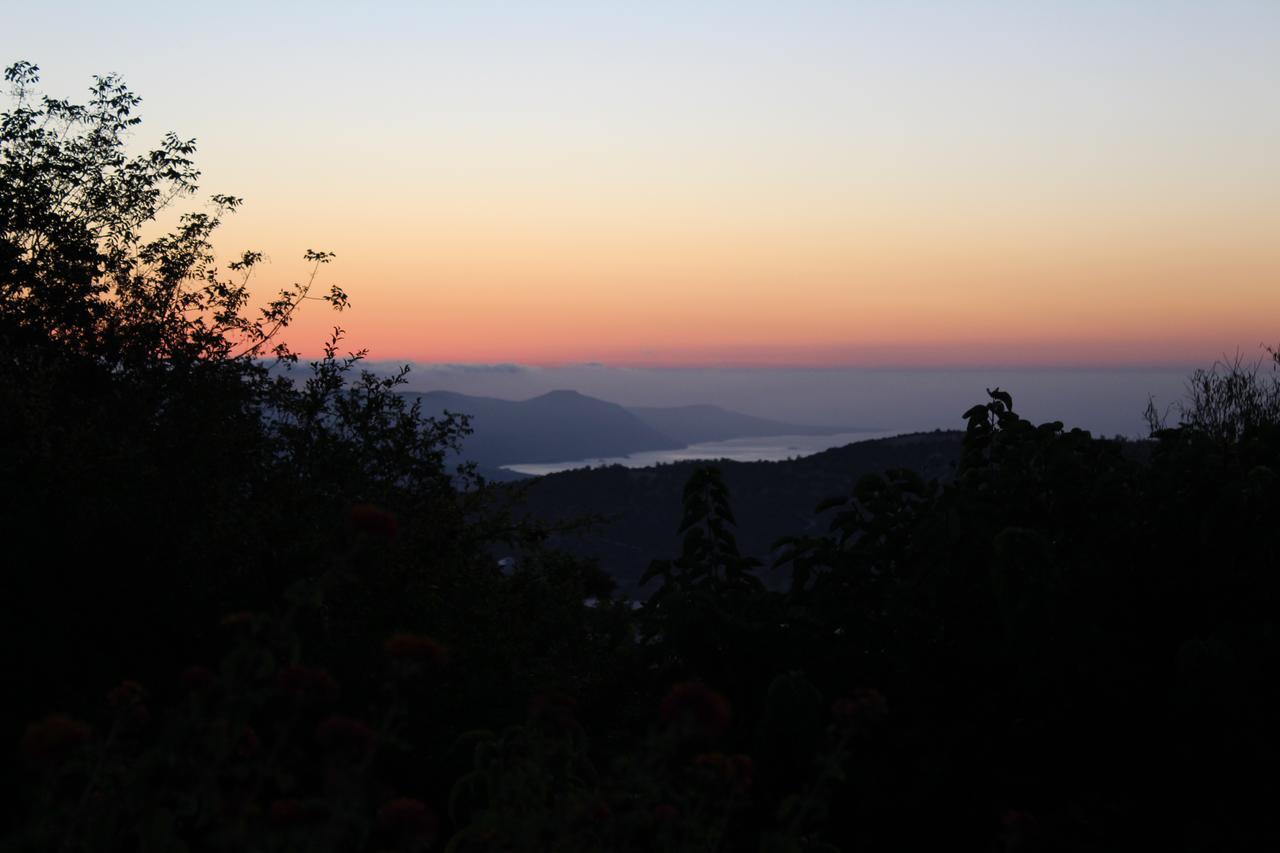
[516,430,964,591]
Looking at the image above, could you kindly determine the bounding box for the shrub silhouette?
[1146,346,1280,442]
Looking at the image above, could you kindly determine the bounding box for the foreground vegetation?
[4,63,1280,852]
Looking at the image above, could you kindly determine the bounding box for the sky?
[5,1,1279,368]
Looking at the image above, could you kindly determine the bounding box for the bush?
[1146,347,1280,441]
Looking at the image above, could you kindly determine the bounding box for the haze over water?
[503,431,898,475]
[388,363,1201,442]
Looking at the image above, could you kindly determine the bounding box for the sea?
[503,430,903,475]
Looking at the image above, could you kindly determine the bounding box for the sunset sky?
[7,1,1279,367]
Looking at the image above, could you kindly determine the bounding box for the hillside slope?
[515,430,964,592]
[411,389,682,466]
[410,390,862,469]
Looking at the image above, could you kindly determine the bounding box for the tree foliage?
[0,60,476,777]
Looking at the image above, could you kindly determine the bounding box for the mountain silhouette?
[409,390,861,469]
[410,389,681,466]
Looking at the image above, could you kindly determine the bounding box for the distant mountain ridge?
[408,389,860,469]
[410,389,679,467]
[626,403,861,445]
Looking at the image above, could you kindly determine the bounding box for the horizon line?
[342,358,1212,373]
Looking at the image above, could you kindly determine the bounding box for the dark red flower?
[731,753,754,788]
[694,752,753,790]
[831,688,888,729]
[209,718,260,758]
[348,503,399,540]
[660,682,731,738]
[316,715,375,754]
[269,798,327,827]
[831,698,856,721]
[211,719,260,758]
[107,680,146,708]
[20,714,91,770]
[269,798,305,826]
[236,725,261,758]
[180,665,218,694]
[528,691,578,732]
[384,633,449,667]
[276,665,339,700]
[999,809,1039,851]
[377,797,437,841]
[653,803,679,823]
[107,680,150,730]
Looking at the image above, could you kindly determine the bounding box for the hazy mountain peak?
[407,388,864,468]
[531,389,590,401]
[409,388,678,465]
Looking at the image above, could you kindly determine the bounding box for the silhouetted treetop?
[1,60,345,367]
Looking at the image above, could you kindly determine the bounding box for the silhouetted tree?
[0,59,475,760]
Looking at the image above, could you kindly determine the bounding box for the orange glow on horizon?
[247,216,1278,369]
[59,0,1269,372]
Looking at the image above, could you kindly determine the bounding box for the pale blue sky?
[5,2,1278,367]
